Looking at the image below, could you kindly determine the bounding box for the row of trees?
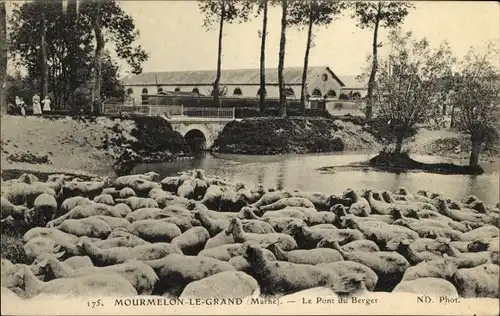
[0,0,148,113]
[198,0,414,117]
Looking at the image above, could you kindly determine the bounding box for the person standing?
[15,96,26,117]
[32,93,42,116]
[41,95,51,113]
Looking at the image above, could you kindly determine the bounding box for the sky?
[6,1,500,77]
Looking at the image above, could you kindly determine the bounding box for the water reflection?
[133,152,500,205]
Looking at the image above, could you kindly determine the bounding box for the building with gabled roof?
[122,66,367,104]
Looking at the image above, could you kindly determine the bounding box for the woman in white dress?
[42,96,51,113]
[32,94,42,116]
[15,96,26,116]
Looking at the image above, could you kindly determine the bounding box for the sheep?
[0,197,27,221]
[437,243,493,269]
[76,236,182,266]
[93,235,149,249]
[393,219,465,241]
[266,243,343,265]
[329,240,410,292]
[23,236,61,263]
[200,185,225,210]
[142,253,236,296]
[177,179,196,199]
[259,207,309,221]
[31,254,158,295]
[159,217,195,232]
[451,264,499,298]
[1,182,31,205]
[113,172,160,189]
[401,258,458,282]
[160,175,184,193]
[47,203,123,227]
[461,225,499,241]
[228,248,277,275]
[23,227,78,244]
[194,209,228,236]
[289,190,331,211]
[125,207,168,222]
[226,218,297,251]
[18,173,39,184]
[394,238,443,265]
[3,264,137,298]
[115,178,160,196]
[57,196,92,218]
[342,217,418,250]
[262,216,300,233]
[1,258,15,285]
[59,180,106,202]
[256,197,315,214]
[343,188,371,216]
[318,238,380,253]
[198,243,246,261]
[219,186,248,212]
[249,190,293,208]
[63,256,94,270]
[392,277,459,297]
[115,197,159,211]
[93,194,115,205]
[382,190,438,212]
[128,219,182,243]
[242,245,338,296]
[285,220,364,249]
[89,215,131,231]
[179,271,260,299]
[56,217,112,239]
[171,227,211,255]
[467,238,499,253]
[436,198,496,225]
[119,187,136,199]
[316,261,379,292]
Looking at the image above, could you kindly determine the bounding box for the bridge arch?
[177,124,212,152]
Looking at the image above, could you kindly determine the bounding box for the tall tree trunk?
[300,10,314,116]
[40,6,49,99]
[394,132,404,154]
[278,0,288,117]
[91,1,104,114]
[259,0,268,113]
[213,1,225,107]
[469,136,482,167]
[0,0,7,115]
[366,2,381,120]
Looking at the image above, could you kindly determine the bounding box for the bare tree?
[258,0,269,113]
[372,30,455,154]
[277,0,288,117]
[350,1,414,119]
[450,44,500,167]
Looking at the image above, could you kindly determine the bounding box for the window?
[174,87,181,92]
[285,86,295,97]
[233,87,243,95]
[192,87,200,94]
[141,88,148,94]
[327,89,337,97]
[312,88,322,97]
[257,87,267,97]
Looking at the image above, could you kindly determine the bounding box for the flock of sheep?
[1,169,499,302]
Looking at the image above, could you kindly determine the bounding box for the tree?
[9,0,148,108]
[289,0,345,115]
[277,0,289,117]
[450,44,500,167]
[257,0,269,113]
[372,30,455,154]
[350,1,414,119]
[198,0,253,106]
[0,0,6,115]
[90,0,104,113]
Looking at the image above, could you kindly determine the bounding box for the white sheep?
[76,236,182,266]
[3,264,137,298]
[128,219,182,243]
[392,277,459,297]
[285,220,364,249]
[115,197,159,211]
[318,238,380,253]
[401,258,458,282]
[1,197,28,221]
[451,264,499,298]
[180,271,260,299]
[171,226,211,255]
[47,203,122,227]
[93,194,115,205]
[198,243,246,261]
[316,261,379,292]
[89,215,131,231]
[63,256,94,270]
[119,187,137,199]
[266,242,343,265]
[142,253,236,296]
[56,217,112,239]
[23,236,61,263]
[125,207,167,222]
[93,235,150,249]
[57,196,92,218]
[31,254,158,295]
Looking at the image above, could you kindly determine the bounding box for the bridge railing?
[103,103,235,119]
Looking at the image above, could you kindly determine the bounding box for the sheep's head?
[3,264,29,289]
[381,191,394,203]
[330,274,367,295]
[406,209,420,219]
[234,182,245,192]
[75,236,93,250]
[392,219,409,228]
[470,201,487,214]
[330,204,348,217]
[30,253,61,278]
[144,171,160,182]
[284,220,305,236]
[242,245,263,261]
[467,239,490,252]
[435,198,448,213]
[342,188,356,200]
[340,217,357,229]
[226,218,240,236]
[417,190,428,197]
[462,195,479,205]
[397,187,410,196]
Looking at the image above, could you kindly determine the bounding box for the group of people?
[15,94,51,117]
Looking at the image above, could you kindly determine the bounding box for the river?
[132,151,500,205]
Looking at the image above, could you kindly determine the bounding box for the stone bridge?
[168,117,241,150]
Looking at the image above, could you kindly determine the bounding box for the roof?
[338,75,367,90]
[122,66,361,88]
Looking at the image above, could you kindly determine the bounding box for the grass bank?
[212,117,380,155]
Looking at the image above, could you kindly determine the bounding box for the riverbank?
[0,115,189,178]
[212,117,381,155]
